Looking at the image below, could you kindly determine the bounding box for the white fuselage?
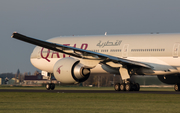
[30,33,180,75]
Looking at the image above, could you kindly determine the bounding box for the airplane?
[11,32,180,91]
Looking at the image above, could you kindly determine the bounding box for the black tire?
[134,83,140,91]
[50,83,55,90]
[46,83,51,90]
[174,84,180,91]
[120,83,125,91]
[114,83,120,91]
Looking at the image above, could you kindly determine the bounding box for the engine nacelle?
[53,57,90,84]
[157,75,180,84]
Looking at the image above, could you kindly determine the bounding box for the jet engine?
[53,57,90,84]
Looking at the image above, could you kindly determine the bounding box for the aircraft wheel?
[125,83,132,91]
[120,83,125,91]
[46,83,51,90]
[114,83,120,91]
[134,83,140,91]
[50,83,55,90]
[174,84,180,91]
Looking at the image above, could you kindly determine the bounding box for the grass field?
[0,87,179,113]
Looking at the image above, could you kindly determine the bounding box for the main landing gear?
[114,82,140,91]
[114,66,140,91]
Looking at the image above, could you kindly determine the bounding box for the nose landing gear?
[46,73,55,90]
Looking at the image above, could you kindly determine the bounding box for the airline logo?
[57,65,63,74]
[40,43,88,62]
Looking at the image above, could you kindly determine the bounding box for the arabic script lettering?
[97,40,122,48]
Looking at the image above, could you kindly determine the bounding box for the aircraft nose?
[30,46,40,59]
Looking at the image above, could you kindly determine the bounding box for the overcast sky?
[1,0,180,74]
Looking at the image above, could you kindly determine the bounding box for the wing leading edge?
[11,32,153,69]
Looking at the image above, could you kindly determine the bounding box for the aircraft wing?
[11,32,153,69]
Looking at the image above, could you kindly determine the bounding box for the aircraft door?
[173,43,180,58]
[122,44,129,58]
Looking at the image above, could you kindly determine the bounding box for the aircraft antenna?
[105,32,107,36]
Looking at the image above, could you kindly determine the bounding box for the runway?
[0,89,180,94]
